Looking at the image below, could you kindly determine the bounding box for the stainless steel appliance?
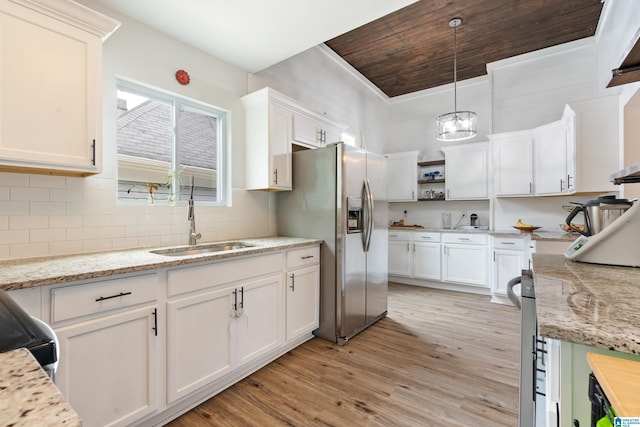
[565,195,632,236]
[565,199,640,267]
[0,290,58,378]
[277,142,388,344]
[508,271,549,427]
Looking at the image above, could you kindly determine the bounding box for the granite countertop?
[0,348,81,426]
[0,236,322,291]
[388,226,578,242]
[532,253,640,355]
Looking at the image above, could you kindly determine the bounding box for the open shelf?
[418,179,445,184]
[418,159,445,167]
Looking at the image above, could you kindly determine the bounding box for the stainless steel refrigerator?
[277,142,388,344]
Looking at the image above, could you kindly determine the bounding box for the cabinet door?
[386,154,418,201]
[442,244,488,287]
[492,132,534,196]
[235,274,284,367]
[285,265,320,341]
[292,113,322,148]
[413,242,441,280]
[167,287,234,403]
[0,2,100,174]
[55,306,158,427]
[493,249,525,296]
[269,104,292,190]
[388,240,411,276]
[444,143,489,200]
[533,120,568,195]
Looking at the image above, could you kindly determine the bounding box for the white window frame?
[116,79,230,206]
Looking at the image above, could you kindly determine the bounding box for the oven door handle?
[507,276,522,310]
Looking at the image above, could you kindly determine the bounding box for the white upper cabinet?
[442,141,490,200]
[0,0,119,176]
[532,112,573,195]
[385,151,424,202]
[492,98,618,197]
[291,111,341,149]
[569,96,619,193]
[242,87,344,191]
[490,130,535,196]
[243,88,293,191]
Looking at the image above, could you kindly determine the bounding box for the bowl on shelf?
[513,225,541,233]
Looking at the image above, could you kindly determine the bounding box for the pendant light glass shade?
[436,18,477,142]
[437,111,477,141]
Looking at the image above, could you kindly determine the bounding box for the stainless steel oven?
[508,270,548,427]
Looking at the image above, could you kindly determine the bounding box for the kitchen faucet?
[188,176,201,245]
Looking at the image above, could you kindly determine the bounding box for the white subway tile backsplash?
[83,239,113,253]
[66,201,99,215]
[11,243,48,259]
[30,175,65,189]
[49,240,84,256]
[29,201,65,215]
[0,173,28,186]
[0,229,29,244]
[49,215,83,228]
[29,228,65,243]
[66,227,98,241]
[11,187,49,201]
[10,216,48,230]
[0,201,28,216]
[0,176,274,260]
[83,215,112,228]
[50,188,84,202]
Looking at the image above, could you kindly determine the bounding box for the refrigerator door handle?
[363,178,374,252]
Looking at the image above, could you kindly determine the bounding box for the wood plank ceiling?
[325,0,604,98]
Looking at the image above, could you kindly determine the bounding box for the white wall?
[489,39,599,132]
[386,77,492,158]
[249,46,390,154]
[0,1,277,261]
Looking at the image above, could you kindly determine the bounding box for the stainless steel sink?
[150,242,255,256]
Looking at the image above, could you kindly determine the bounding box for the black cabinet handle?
[301,255,314,259]
[289,274,295,291]
[95,291,132,302]
[152,308,158,336]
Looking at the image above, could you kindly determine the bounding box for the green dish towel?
[597,415,613,427]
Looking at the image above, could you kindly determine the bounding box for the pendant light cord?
[453,21,458,114]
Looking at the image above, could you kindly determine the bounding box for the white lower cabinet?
[442,233,489,287]
[491,237,535,304]
[285,246,320,342]
[388,231,441,281]
[167,286,234,403]
[412,233,442,281]
[388,232,412,276]
[52,273,160,427]
[36,244,319,426]
[235,274,284,367]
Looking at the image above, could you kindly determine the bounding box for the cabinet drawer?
[388,231,411,241]
[51,273,158,323]
[413,232,440,242]
[286,245,320,269]
[168,252,283,297]
[443,233,488,245]
[493,237,525,250]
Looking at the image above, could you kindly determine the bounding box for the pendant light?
[436,18,477,142]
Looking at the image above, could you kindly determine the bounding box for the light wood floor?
[166,283,521,427]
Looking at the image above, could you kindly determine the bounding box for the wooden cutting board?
[389,225,424,230]
[587,352,640,416]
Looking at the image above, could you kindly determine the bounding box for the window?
[116,81,228,205]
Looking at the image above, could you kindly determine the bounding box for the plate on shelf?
[513,226,541,233]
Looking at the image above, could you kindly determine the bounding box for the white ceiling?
[92,0,419,73]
